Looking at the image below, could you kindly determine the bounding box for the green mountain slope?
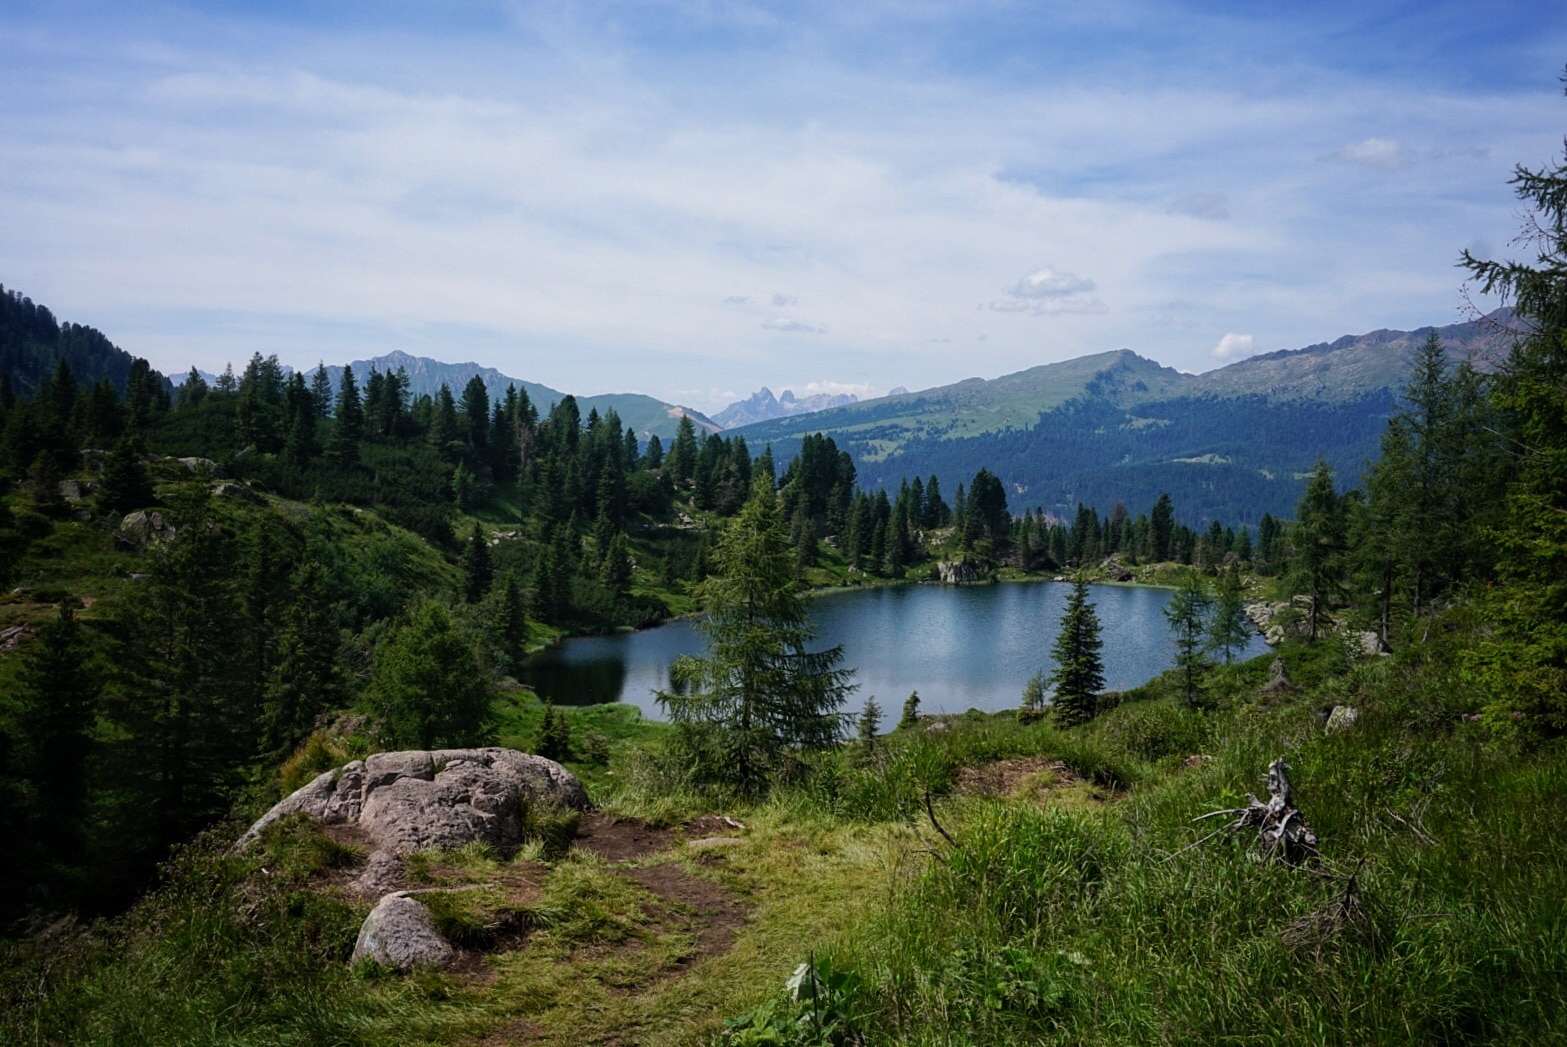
[1,284,168,398]
[327,351,718,442]
[733,312,1518,524]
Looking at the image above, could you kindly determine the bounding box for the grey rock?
[1325,705,1360,734]
[350,892,454,970]
[236,747,588,855]
[936,560,981,584]
[352,850,406,899]
[116,510,175,549]
[1355,631,1388,657]
[57,479,94,501]
[176,457,226,478]
[210,481,261,504]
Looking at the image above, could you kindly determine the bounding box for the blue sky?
[2,1,1564,412]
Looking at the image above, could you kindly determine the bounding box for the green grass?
[6,614,1567,1045]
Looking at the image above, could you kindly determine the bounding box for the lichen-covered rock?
[1325,705,1360,734]
[210,481,261,503]
[176,457,225,477]
[235,747,587,854]
[350,893,454,970]
[116,510,175,549]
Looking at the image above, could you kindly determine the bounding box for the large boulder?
[236,747,588,855]
[350,892,455,970]
[936,560,981,584]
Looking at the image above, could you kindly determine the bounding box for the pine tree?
[262,559,344,755]
[1019,668,1048,724]
[1048,574,1104,726]
[1165,572,1215,706]
[329,367,363,466]
[96,434,154,514]
[535,702,572,761]
[856,696,882,746]
[1290,459,1347,641]
[12,601,98,862]
[1150,493,1175,562]
[461,522,494,603]
[1207,563,1252,665]
[493,571,529,676]
[368,600,492,750]
[659,477,854,790]
[898,691,921,730]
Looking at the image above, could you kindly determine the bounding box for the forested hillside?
[0,285,170,402]
[737,312,1516,524]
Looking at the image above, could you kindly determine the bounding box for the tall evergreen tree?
[367,601,492,750]
[1207,563,1252,665]
[329,367,364,466]
[1290,459,1347,641]
[262,559,344,755]
[1166,572,1214,706]
[660,477,854,790]
[461,522,494,603]
[1047,574,1104,726]
[12,601,98,864]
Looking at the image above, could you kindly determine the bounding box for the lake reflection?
[518,580,1269,719]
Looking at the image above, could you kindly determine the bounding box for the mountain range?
[711,387,859,428]
[728,310,1519,525]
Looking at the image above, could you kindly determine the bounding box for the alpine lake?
[519,580,1272,719]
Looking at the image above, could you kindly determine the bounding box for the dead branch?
[1178,757,1320,866]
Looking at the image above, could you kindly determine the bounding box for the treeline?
[0,285,165,402]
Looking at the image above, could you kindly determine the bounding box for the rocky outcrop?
[210,481,261,504]
[236,747,588,855]
[116,510,176,549]
[176,457,225,477]
[1325,706,1360,734]
[350,892,455,970]
[936,560,982,584]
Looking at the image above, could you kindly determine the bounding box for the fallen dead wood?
[1169,757,1319,865]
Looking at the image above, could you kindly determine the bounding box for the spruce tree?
[493,571,529,675]
[659,476,854,790]
[96,434,155,514]
[1166,572,1215,706]
[262,559,344,755]
[1048,574,1104,726]
[1290,459,1347,641]
[13,601,98,862]
[329,367,363,466]
[1207,562,1252,665]
[461,522,494,603]
[898,691,921,730]
[367,600,492,750]
[1019,668,1048,723]
[856,695,882,746]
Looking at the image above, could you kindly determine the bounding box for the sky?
[2,1,1565,414]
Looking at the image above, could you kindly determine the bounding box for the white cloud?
[986,266,1106,316]
[762,317,825,333]
[1008,266,1096,299]
[1211,332,1258,361]
[723,295,750,304]
[1332,137,1409,170]
[770,292,797,306]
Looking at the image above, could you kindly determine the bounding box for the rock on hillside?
[237,747,588,856]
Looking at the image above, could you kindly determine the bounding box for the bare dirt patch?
[621,864,747,965]
[572,813,675,861]
[956,756,1077,798]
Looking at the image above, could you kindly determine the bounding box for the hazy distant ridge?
[712,387,859,428]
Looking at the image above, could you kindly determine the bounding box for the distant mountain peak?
[712,386,859,428]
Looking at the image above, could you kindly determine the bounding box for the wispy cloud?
[988,267,1106,315]
[762,317,825,333]
[0,3,1555,401]
[1332,137,1410,170]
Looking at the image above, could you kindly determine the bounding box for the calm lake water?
[519,580,1270,719]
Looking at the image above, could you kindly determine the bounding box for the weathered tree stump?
[1178,757,1319,865]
